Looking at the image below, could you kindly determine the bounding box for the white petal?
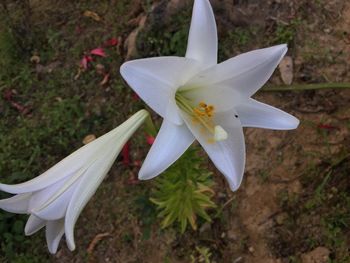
[182,110,245,191]
[179,85,242,113]
[0,193,31,213]
[64,154,115,251]
[186,0,218,67]
[120,57,200,125]
[139,120,195,180]
[33,180,77,221]
[64,110,147,251]
[235,98,299,130]
[28,176,69,212]
[25,215,46,235]
[46,219,65,254]
[187,44,287,97]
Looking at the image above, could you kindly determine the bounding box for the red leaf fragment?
[90,48,107,57]
[132,92,140,101]
[80,55,93,69]
[10,101,28,114]
[103,38,119,47]
[318,124,338,131]
[3,89,30,115]
[146,135,155,145]
[122,141,131,166]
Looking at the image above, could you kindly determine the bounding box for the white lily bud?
[0,110,149,254]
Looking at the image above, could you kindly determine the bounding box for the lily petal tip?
[291,116,300,129]
[280,114,300,130]
[138,172,155,181]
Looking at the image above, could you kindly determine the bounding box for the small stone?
[199,222,211,233]
[30,55,40,64]
[248,246,255,253]
[331,187,338,193]
[217,192,226,199]
[95,64,105,75]
[227,230,237,241]
[275,212,288,225]
[301,247,330,263]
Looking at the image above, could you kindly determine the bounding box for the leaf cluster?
[151,147,216,233]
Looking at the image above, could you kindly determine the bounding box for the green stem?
[144,114,157,136]
[262,83,350,92]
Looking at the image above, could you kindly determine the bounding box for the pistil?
[175,92,228,143]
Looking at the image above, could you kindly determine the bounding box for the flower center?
[175,92,228,143]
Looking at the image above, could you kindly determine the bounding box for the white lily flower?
[0,110,149,254]
[120,0,299,191]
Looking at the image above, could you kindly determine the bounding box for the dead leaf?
[124,15,147,60]
[83,134,96,144]
[83,10,101,22]
[74,68,82,80]
[279,56,293,85]
[100,73,110,86]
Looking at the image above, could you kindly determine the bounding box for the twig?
[262,82,350,92]
[222,196,236,210]
[87,232,111,254]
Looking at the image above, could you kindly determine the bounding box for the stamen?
[193,108,206,117]
[199,101,207,108]
[175,92,228,143]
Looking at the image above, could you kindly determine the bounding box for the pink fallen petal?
[132,92,140,101]
[146,135,155,145]
[103,38,119,47]
[90,48,107,57]
[80,55,93,69]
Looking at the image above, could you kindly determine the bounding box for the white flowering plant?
[0,0,300,254]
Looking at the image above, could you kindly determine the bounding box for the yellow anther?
[199,102,207,108]
[207,105,214,111]
[193,108,206,117]
[175,93,227,143]
[206,112,213,118]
